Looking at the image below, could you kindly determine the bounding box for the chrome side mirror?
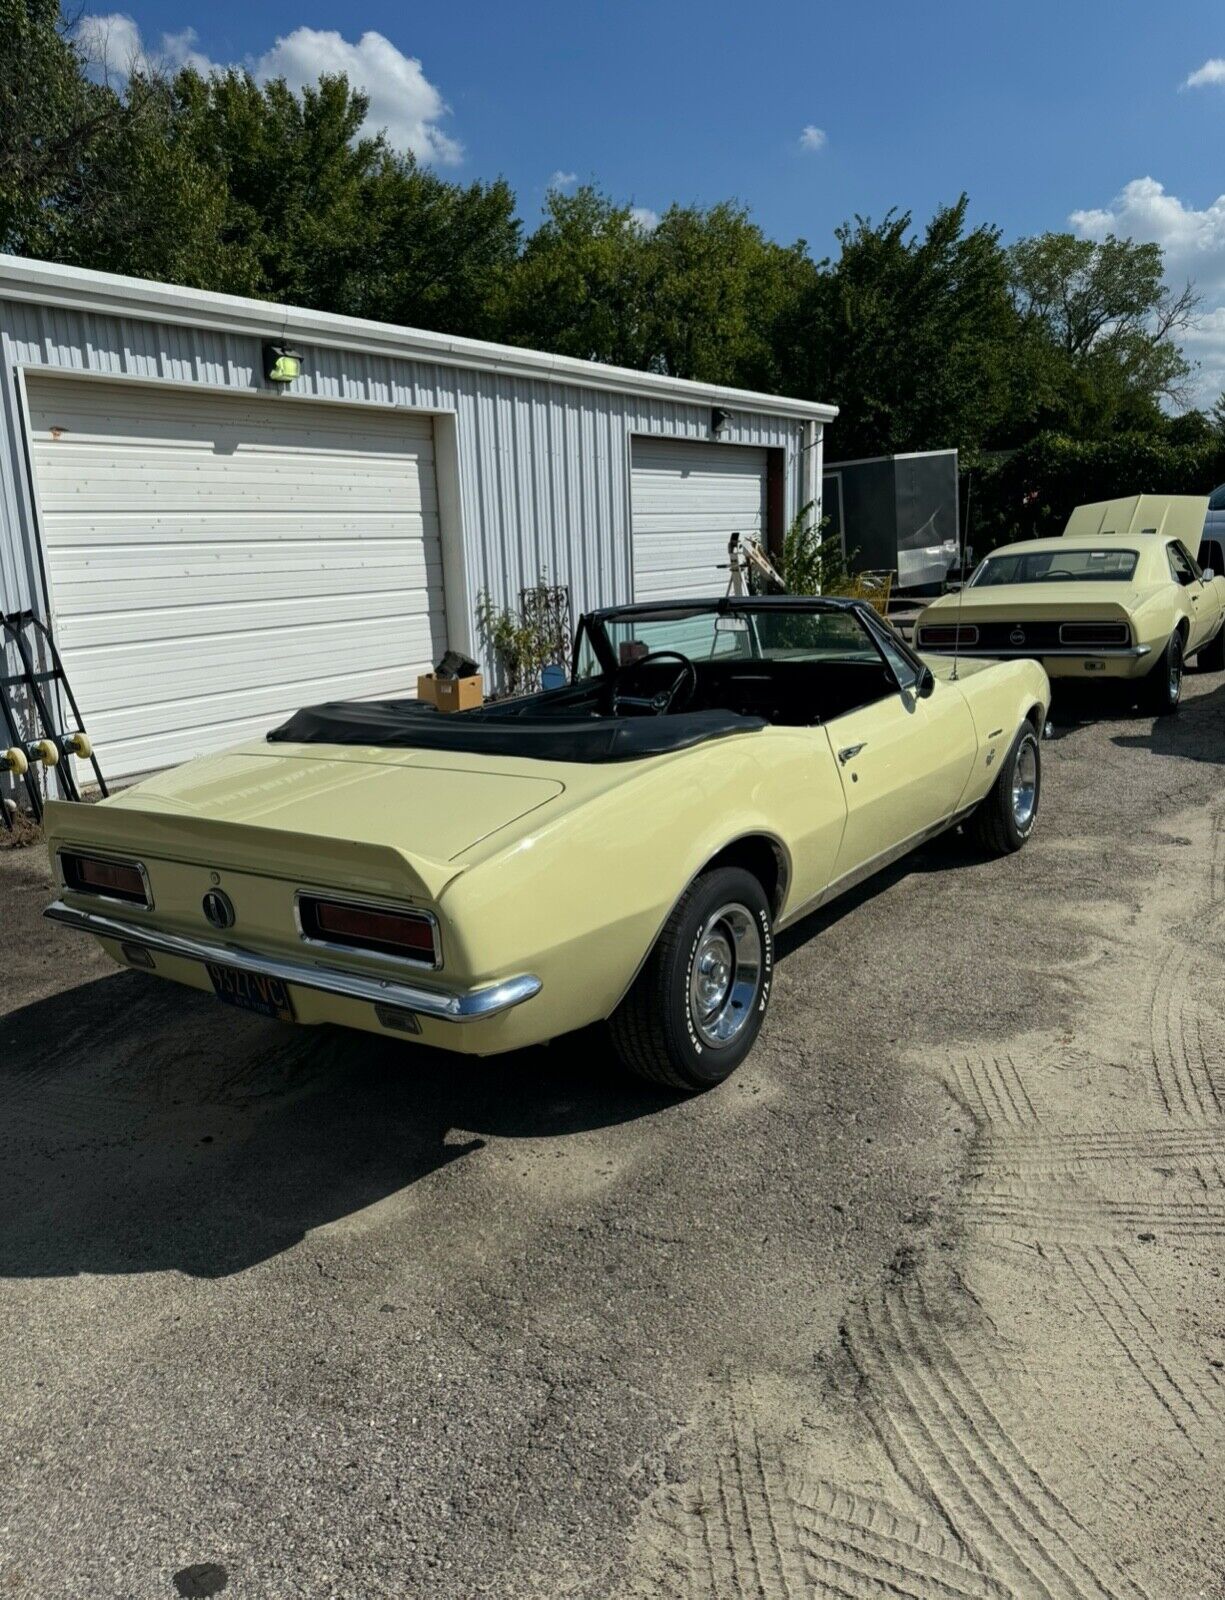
[1203,567,1216,581]
[915,666,936,699]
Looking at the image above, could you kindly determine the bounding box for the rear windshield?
[971,548,1138,585]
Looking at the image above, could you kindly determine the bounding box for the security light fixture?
[263,342,303,384]
[711,407,732,436]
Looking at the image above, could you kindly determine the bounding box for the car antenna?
[950,470,972,682]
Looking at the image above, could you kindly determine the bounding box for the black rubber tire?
[1141,630,1184,715]
[608,866,773,1092]
[969,724,1041,857]
[1196,622,1225,673]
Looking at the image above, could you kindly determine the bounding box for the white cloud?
[76,14,462,163]
[798,124,827,151]
[1183,57,1225,89]
[629,205,659,233]
[548,170,578,191]
[1069,176,1225,404]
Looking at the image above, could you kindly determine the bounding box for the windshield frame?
[573,596,927,695]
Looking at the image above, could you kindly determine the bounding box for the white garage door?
[26,378,446,779]
[630,437,768,601]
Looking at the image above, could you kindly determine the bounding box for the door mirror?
[1203,567,1216,581]
[915,665,936,699]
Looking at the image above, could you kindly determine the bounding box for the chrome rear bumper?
[44,900,541,1021]
[919,645,1150,659]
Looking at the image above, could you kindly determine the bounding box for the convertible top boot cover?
[268,699,766,763]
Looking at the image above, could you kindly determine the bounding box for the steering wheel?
[1038,570,1075,581]
[605,649,697,717]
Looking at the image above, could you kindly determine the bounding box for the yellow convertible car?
[915,494,1225,714]
[43,597,1048,1091]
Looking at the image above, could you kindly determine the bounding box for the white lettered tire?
[609,866,773,1091]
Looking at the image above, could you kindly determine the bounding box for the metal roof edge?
[824,448,957,469]
[0,254,838,424]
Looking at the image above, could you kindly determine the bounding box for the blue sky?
[80,0,1225,401]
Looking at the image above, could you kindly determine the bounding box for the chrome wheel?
[1012,737,1038,830]
[688,902,762,1048]
[1169,637,1183,703]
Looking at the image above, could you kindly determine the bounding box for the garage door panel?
[93,665,430,777]
[35,389,435,453]
[64,604,444,711]
[28,379,446,780]
[57,579,445,649]
[52,549,443,627]
[631,438,767,602]
[42,510,437,547]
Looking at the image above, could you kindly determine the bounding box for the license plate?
[205,961,296,1022]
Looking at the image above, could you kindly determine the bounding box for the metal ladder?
[1,609,107,829]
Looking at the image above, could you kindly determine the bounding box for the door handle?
[838,742,866,764]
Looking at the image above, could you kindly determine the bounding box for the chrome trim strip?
[293,888,442,971]
[55,846,154,911]
[776,804,979,932]
[918,645,1151,659]
[43,901,539,1021]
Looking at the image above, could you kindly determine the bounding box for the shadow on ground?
[1111,675,1225,766]
[0,970,674,1280]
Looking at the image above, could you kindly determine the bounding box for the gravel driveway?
[1,677,1223,1600]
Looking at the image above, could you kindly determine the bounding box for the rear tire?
[969,725,1041,856]
[1197,622,1225,673]
[1141,631,1183,715]
[609,866,773,1092]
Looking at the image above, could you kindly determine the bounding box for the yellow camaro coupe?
[44,597,1048,1091]
[915,494,1225,713]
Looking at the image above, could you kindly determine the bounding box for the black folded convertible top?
[268,699,766,763]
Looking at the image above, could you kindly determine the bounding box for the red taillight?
[299,896,437,963]
[919,624,977,647]
[61,852,149,905]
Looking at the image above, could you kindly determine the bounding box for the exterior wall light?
[263,343,303,384]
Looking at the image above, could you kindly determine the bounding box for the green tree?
[349,161,519,339]
[645,202,815,388]
[791,197,1016,458]
[507,185,653,367]
[1007,232,1198,435]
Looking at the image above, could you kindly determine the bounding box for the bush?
[972,432,1225,551]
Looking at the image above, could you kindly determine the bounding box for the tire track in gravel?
[962,1195,1225,1238]
[945,1054,1041,1128]
[1053,1245,1222,1454]
[632,1374,1017,1599]
[975,1125,1225,1173]
[842,1277,1152,1600]
[1148,942,1222,1122]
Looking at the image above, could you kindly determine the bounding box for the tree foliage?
[0,2,1212,495]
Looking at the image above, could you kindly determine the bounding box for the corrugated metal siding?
[0,296,811,687]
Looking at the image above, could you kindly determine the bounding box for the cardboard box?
[417,673,440,706]
[433,673,484,714]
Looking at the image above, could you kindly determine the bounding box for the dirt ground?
[1,677,1223,1600]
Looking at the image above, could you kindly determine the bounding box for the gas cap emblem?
[202,889,236,930]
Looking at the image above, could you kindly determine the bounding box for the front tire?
[609,866,773,1092]
[969,724,1041,856]
[1141,630,1183,714]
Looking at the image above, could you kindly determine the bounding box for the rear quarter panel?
[438,729,849,1039]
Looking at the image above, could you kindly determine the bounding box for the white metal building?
[0,256,834,780]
